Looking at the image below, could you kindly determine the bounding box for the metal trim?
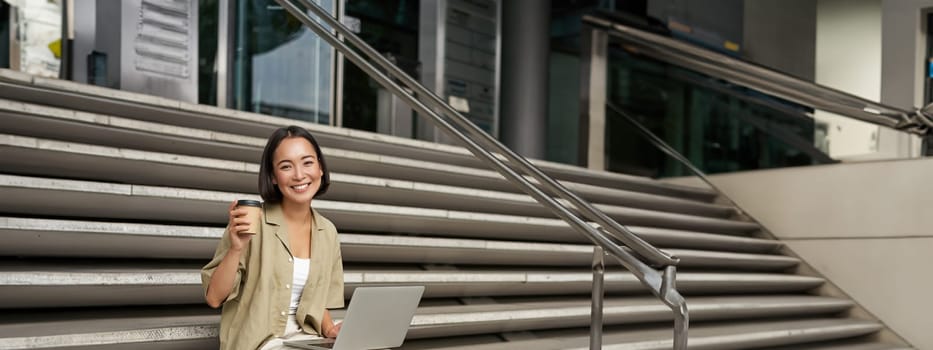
[215,0,233,108]
[579,24,608,170]
[333,0,344,127]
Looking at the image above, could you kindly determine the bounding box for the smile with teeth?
[290,183,311,192]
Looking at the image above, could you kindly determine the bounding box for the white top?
[289,257,310,314]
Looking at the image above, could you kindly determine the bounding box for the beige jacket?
[201,203,344,350]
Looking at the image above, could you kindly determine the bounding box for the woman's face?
[271,137,323,204]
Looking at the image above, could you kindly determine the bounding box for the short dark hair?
[258,126,330,202]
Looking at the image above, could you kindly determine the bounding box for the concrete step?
[347,269,822,297]
[0,175,765,245]
[0,217,780,263]
[0,305,218,350]
[0,134,756,234]
[399,318,884,350]
[0,73,718,201]
[0,176,796,272]
[0,104,730,217]
[338,231,781,263]
[0,261,822,308]
[0,180,797,271]
[760,340,913,350]
[401,295,854,339]
[0,297,856,349]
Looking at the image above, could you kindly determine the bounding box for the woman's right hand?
[227,200,254,251]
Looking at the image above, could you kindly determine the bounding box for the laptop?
[284,286,424,350]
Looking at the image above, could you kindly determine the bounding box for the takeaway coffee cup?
[236,199,262,235]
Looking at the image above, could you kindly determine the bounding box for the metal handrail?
[274,0,688,348]
[583,15,933,137]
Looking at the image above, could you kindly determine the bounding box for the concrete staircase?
[0,69,909,349]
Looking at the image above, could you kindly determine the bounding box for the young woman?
[201,126,344,350]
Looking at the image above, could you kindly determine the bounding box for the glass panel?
[11,1,62,77]
[341,0,419,132]
[605,51,827,177]
[198,0,218,105]
[547,0,653,166]
[546,51,580,165]
[1,3,8,69]
[232,0,333,124]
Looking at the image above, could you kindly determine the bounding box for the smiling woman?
[259,126,332,202]
[271,136,323,200]
[201,125,345,350]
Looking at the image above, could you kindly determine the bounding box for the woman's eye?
[279,165,291,170]
[304,161,314,166]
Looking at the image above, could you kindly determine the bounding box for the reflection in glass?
[0,3,8,68]
[233,0,333,124]
[10,1,62,77]
[198,0,218,105]
[341,0,419,133]
[546,3,834,176]
[606,51,829,177]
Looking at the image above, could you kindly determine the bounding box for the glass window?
[9,1,62,77]
[1,3,8,69]
[199,0,218,105]
[232,0,334,124]
[605,52,824,177]
[341,0,419,133]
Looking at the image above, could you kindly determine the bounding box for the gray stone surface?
[401,318,883,349]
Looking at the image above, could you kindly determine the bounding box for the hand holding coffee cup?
[227,199,262,250]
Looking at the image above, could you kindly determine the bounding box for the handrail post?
[923,134,933,157]
[662,265,688,350]
[590,246,605,350]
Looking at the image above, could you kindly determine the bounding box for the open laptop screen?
[284,286,424,350]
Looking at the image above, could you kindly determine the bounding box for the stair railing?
[273,0,689,348]
[582,14,933,157]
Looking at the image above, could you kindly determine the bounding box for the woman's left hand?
[324,321,342,338]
